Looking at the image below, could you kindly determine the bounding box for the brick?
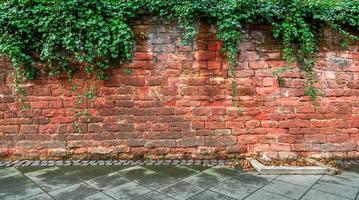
[262,77,275,86]
[19,125,38,134]
[127,139,146,147]
[39,124,58,134]
[238,135,259,144]
[89,147,113,154]
[207,41,222,51]
[144,140,176,148]
[39,141,65,148]
[226,145,247,153]
[245,120,260,128]
[249,61,268,69]
[88,123,102,133]
[169,122,190,131]
[270,143,291,151]
[297,106,315,113]
[327,134,350,143]
[134,52,152,61]
[32,87,51,96]
[102,123,134,132]
[194,51,216,61]
[279,120,310,128]
[214,129,231,136]
[291,143,322,151]
[154,131,181,139]
[0,125,19,133]
[67,140,93,148]
[146,77,168,86]
[16,141,38,148]
[187,77,207,86]
[192,107,210,116]
[208,61,221,69]
[104,77,145,87]
[320,144,341,152]
[121,77,145,86]
[220,136,237,146]
[177,137,205,147]
[353,120,359,128]
[285,89,305,96]
[205,122,226,129]
[304,134,327,143]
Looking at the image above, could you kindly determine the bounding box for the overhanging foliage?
[0,0,358,100]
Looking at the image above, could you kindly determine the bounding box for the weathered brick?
[127,139,146,147]
[68,140,93,148]
[194,51,216,61]
[192,107,210,116]
[134,52,153,61]
[88,123,102,133]
[206,136,237,147]
[102,123,134,132]
[226,145,247,153]
[39,141,66,148]
[19,125,38,134]
[0,125,19,133]
[16,141,38,148]
[144,140,176,148]
[214,129,231,136]
[177,137,205,147]
[279,120,310,128]
[327,134,350,143]
[208,61,221,69]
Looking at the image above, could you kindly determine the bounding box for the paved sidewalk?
[0,165,358,200]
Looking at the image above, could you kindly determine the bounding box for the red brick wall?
[1,19,359,160]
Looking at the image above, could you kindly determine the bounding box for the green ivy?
[0,0,358,101]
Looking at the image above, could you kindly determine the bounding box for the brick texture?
[0,18,359,160]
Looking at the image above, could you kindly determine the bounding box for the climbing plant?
[0,0,358,101]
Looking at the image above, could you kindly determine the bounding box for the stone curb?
[0,159,229,167]
[248,158,336,175]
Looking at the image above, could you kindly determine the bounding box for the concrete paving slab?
[301,189,351,200]
[136,191,174,200]
[48,183,98,200]
[116,166,156,181]
[276,175,322,187]
[320,172,359,189]
[230,172,277,188]
[158,181,205,200]
[103,182,152,200]
[202,166,244,179]
[311,180,358,199]
[0,167,21,179]
[183,171,229,188]
[187,190,236,200]
[244,189,293,200]
[85,172,129,190]
[26,193,54,200]
[16,166,52,174]
[261,180,308,199]
[60,166,123,181]
[25,167,83,191]
[81,192,114,200]
[0,175,44,200]
[133,172,179,190]
[209,178,259,199]
[144,165,199,179]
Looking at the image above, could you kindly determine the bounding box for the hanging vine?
[0,0,358,104]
